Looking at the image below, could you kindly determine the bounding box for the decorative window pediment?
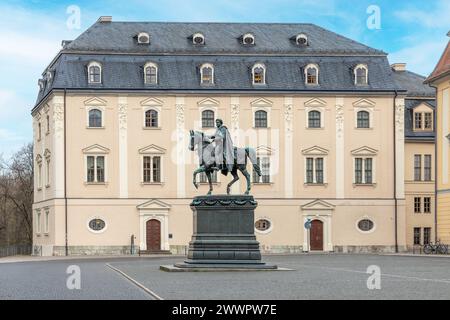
[353,98,375,108]
[301,199,335,210]
[304,98,326,108]
[302,146,329,156]
[137,199,171,210]
[256,145,274,155]
[197,97,220,106]
[412,102,434,112]
[82,144,110,154]
[251,97,273,107]
[84,97,107,106]
[351,146,378,156]
[139,144,166,155]
[140,97,163,106]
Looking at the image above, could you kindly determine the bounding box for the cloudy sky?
[0,0,449,157]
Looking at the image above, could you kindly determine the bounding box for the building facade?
[32,18,416,256]
[392,63,436,250]
[426,33,450,245]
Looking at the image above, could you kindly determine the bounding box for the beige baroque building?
[32,18,424,256]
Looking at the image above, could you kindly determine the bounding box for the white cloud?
[394,0,450,28]
[388,40,448,76]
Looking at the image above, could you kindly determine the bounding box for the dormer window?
[46,71,53,84]
[137,32,150,44]
[144,62,158,84]
[305,64,319,85]
[296,34,308,46]
[354,64,368,85]
[200,63,214,85]
[38,79,45,91]
[192,33,205,45]
[242,33,255,45]
[414,110,433,131]
[88,62,102,84]
[252,63,266,85]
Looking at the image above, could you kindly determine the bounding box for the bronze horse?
[189,130,261,195]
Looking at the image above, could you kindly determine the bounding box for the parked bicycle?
[423,240,448,255]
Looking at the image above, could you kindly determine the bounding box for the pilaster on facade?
[118,96,128,198]
[284,97,293,198]
[335,97,345,199]
[176,97,186,198]
[230,97,241,194]
[395,96,406,199]
[52,95,65,199]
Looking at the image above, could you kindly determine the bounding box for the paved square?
[1,254,450,300]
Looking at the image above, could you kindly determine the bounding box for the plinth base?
[160,263,285,272]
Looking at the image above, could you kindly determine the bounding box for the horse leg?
[205,170,213,196]
[227,168,239,195]
[240,168,251,195]
[192,166,205,189]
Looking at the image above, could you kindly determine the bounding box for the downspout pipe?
[64,89,68,256]
[393,90,399,253]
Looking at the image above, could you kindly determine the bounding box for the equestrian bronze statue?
[189,119,261,195]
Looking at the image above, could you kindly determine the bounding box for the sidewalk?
[0,254,179,264]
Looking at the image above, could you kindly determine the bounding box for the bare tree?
[0,143,33,245]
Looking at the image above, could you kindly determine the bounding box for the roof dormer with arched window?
[252,63,266,85]
[88,61,102,84]
[354,64,368,86]
[200,63,214,85]
[304,64,319,85]
[144,62,158,85]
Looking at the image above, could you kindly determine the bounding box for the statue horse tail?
[245,147,262,177]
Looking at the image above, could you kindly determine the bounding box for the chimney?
[97,16,112,23]
[391,63,406,72]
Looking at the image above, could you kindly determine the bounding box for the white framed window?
[296,33,308,46]
[354,64,368,85]
[254,110,268,128]
[242,33,255,45]
[351,147,377,185]
[254,217,273,234]
[192,33,205,45]
[252,63,266,85]
[86,155,106,183]
[200,63,214,85]
[302,146,328,185]
[144,62,158,84]
[201,109,215,128]
[88,61,102,84]
[307,110,322,128]
[87,216,108,234]
[304,64,319,85]
[353,99,375,129]
[87,106,105,128]
[356,110,370,128]
[137,32,150,44]
[253,146,274,184]
[36,155,42,190]
[44,149,51,187]
[36,210,42,234]
[139,145,166,184]
[144,108,159,128]
[356,217,376,234]
[44,209,50,234]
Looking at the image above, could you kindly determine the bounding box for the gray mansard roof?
[392,69,435,98]
[35,21,405,108]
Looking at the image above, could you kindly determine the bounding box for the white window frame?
[200,63,214,85]
[354,64,368,85]
[44,149,51,188]
[304,63,319,85]
[352,156,376,185]
[192,33,205,45]
[253,147,274,184]
[355,108,373,129]
[296,33,308,46]
[254,217,273,235]
[87,61,102,84]
[199,107,217,129]
[143,106,161,129]
[306,107,324,129]
[44,208,50,234]
[304,156,328,184]
[252,63,266,85]
[36,155,42,190]
[36,210,42,234]
[84,154,108,184]
[252,107,271,128]
[144,62,158,84]
[140,154,164,184]
[242,33,255,45]
[137,32,150,44]
[86,216,108,234]
[355,216,377,234]
[86,106,105,128]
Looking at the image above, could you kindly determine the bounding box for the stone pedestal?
[173,195,277,270]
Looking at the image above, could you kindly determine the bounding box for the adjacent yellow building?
[425,33,450,244]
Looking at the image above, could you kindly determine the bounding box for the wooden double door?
[310,220,324,251]
[146,219,161,251]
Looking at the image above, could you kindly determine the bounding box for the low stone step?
[139,250,172,255]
